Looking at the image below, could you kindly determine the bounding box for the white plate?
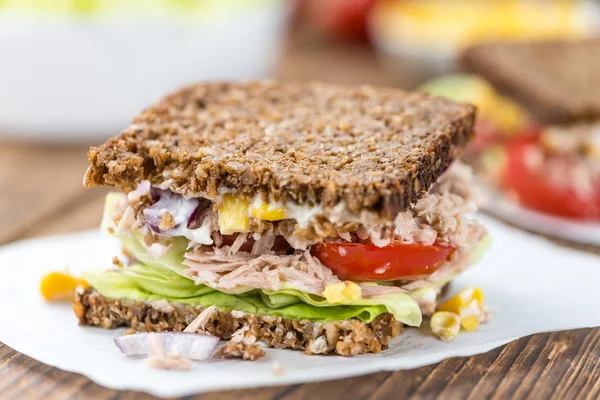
[1,215,600,397]
[483,187,600,247]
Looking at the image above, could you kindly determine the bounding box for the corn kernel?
[460,315,480,331]
[251,203,286,221]
[40,272,86,302]
[458,299,480,331]
[218,194,249,234]
[493,95,528,133]
[437,287,484,315]
[323,281,362,304]
[430,312,461,341]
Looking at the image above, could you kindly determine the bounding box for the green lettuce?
[419,74,485,104]
[84,264,422,324]
[261,287,422,326]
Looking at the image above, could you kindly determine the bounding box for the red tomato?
[501,137,600,220]
[312,241,456,282]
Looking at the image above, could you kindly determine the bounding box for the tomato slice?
[500,137,600,220]
[312,242,456,282]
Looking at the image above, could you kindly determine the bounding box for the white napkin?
[0,215,599,398]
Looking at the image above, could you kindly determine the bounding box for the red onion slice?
[114,332,220,360]
[143,190,199,232]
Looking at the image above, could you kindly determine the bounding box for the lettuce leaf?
[119,233,190,276]
[420,74,486,104]
[84,265,420,324]
[261,287,421,326]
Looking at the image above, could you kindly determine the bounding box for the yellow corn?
[459,300,482,331]
[460,315,480,331]
[499,100,527,133]
[323,281,362,304]
[40,271,87,302]
[430,311,461,341]
[251,203,286,221]
[438,287,487,332]
[473,81,527,133]
[438,287,484,314]
[218,194,249,234]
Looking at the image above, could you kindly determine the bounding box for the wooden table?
[1,28,600,400]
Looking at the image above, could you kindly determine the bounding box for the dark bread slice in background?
[74,287,402,356]
[84,81,475,220]
[461,39,600,125]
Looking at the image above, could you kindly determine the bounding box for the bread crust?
[85,81,475,219]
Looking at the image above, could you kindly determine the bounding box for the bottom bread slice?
[74,287,403,356]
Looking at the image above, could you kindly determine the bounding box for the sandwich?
[422,39,600,220]
[74,81,489,357]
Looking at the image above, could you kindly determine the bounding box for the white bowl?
[0,2,289,142]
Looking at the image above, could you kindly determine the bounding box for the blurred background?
[0,0,600,143]
[1,0,599,142]
[0,0,599,242]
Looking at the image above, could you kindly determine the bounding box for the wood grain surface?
[1,27,599,400]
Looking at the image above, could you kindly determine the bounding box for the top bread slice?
[84,81,475,220]
[461,39,600,125]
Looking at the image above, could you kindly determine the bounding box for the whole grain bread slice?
[461,39,600,125]
[84,81,475,220]
[74,287,402,356]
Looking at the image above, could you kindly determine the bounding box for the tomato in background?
[500,137,600,220]
[299,0,378,41]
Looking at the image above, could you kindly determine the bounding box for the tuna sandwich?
[74,81,489,356]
